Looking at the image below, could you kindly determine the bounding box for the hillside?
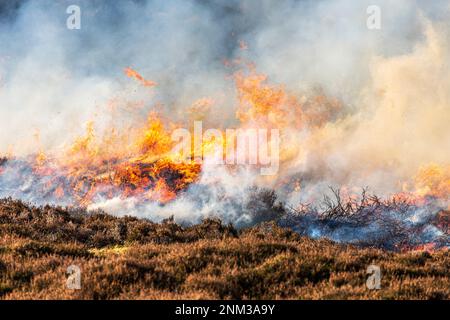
[0,198,448,299]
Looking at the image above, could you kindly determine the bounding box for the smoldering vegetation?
[0,182,448,251]
[0,197,449,299]
[281,188,449,250]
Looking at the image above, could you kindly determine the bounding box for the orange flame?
[414,164,450,199]
[124,67,157,87]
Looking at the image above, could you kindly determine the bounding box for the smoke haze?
[0,1,449,237]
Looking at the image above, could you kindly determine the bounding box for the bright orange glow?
[414,164,450,199]
[124,67,157,87]
[235,71,298,127]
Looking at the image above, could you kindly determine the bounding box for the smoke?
[0,0,449,238]
[280,16,450,202]
[0,0,237,154]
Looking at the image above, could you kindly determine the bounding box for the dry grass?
[0,198,448,300]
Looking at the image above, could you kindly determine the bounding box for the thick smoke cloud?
[1,0,448,152]
[0,0,449,152]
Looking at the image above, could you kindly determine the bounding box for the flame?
[135,113,174,158]
[24,110,202,205]
[235,70,302,128]
[0,63,448,232]
[124,67,157,87]
[414,164,450,199]
[35,151,47,167]
[68,121,98,161]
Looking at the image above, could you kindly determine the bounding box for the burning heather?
[0,0,449,253]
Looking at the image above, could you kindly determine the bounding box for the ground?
[0,198,448,299]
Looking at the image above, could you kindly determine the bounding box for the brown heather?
[0,198,448,300]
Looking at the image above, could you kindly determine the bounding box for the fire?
[21,109,202,205]
[414,164,450,199]
[16,70,294,207]
[67,121,98,161]
[124,67,157,87]
[35,151,47,168]
[0,62,448,253]
[146,179,176,202]
[234,70,301,127]
[135,113,174,157]
[3,66,448,210]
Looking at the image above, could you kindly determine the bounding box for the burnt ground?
[0,198,449,299]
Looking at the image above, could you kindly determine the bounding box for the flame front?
[0,62,448,250]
